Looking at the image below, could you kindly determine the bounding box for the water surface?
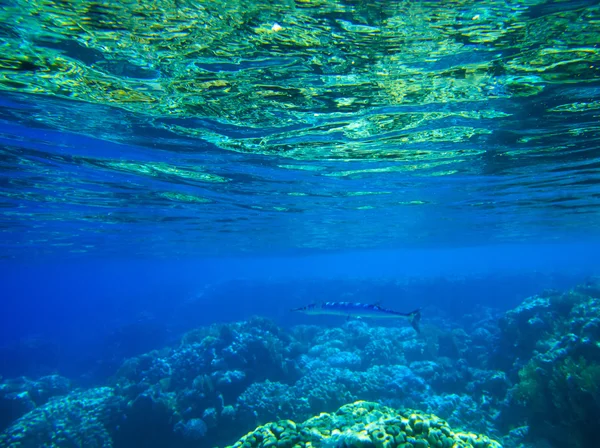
[0,0,599,258]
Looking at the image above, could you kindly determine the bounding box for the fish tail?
[407,309,421,334]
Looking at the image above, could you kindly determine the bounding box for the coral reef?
[496,277,600,447]
[0,312,511,447]
[229,401,501,448]
[2,278,599,448]
[0,387,123,448]
[0,374,72,432]
[237,363,431,426]
[111,316,301,447]
[232,316,513,444]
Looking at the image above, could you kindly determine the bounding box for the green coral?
[228,401,501,448]
[513,354,600,448]
[549,356,600,426]
[554,356,600,396]
[513,360,546,411]
[501,281,600,447]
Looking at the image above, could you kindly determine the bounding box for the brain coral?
[228,401,501,448]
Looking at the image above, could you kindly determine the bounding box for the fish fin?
[346,315,350,321]
[407,309,421,334]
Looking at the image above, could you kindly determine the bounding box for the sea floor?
[1,278,599,447]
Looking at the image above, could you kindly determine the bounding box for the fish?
[291,302,421,333]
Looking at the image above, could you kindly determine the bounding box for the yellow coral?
[228,401,501,448]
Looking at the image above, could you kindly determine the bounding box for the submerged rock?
[228,401,501,448]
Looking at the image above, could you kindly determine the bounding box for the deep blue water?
[1,244,598,382]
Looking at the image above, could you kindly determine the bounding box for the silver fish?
[291,302,421,333]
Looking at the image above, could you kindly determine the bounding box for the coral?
[174,417,208,441]
[0,387,122,448]
[237,380,311,425]
[309,321,417,368]
[496,295,554,369]
[424,393,498,437]
[0,374,72,432]
[112,389,177,447]
[500,426,530,448]
[511,353,600,447]
[326,351,362,369]
[410,358,470,394]
[0,302,519,448]
[232,312,512,440]
[498,286,600,447]
[467,369,509,398]
[7,282,575,448]
[511,361,544,412]
[495,289,598,372]
[109,317,303,447]
[228,401,501,448]
[236,362,434,433]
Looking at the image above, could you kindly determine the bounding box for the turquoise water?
[0,0,599,258]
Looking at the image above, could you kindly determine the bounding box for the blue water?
[1,244,598,377]
[2,89,600,259]
[2,0,600,447]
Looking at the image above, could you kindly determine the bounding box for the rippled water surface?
[1,0,599,257]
